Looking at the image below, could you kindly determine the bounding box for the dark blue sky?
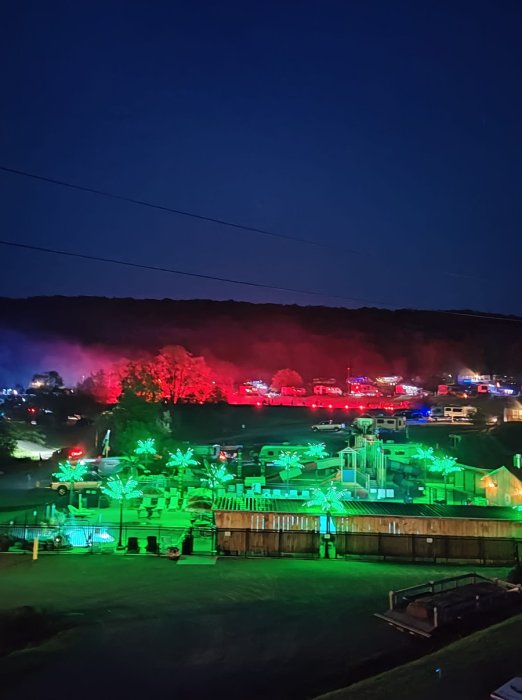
[1,1,521,312]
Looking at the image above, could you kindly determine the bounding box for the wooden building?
[481,466,522,507]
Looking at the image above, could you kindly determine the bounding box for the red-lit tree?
[121,360,162,402]
[270,368,304,392]
[77,368,123,404]
[153,345,218,404]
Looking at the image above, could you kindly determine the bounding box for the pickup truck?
[38,479,102,497]
[311,420,346,433]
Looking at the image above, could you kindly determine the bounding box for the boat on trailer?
[375,572,522,638]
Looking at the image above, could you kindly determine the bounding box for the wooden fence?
[335,532,522,564]
[215,528,522,563]
[216,528,321,558]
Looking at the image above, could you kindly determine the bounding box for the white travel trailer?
[431,405,477,422]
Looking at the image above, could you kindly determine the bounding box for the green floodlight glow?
[53,460,89,483]
[427,454,461,502]
[101,476,143,549]
[166,447,199,471]
[134,438,157,456]
[428,455,461,477]
[101,476,143,502]
[273,451,303,470]
[305,442,328,461]
[53,460,90,504]
[200,464,234,491]
[306,485,345,513]
[413,446,434,463]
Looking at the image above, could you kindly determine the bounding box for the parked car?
[311,420,346,432]
[38,479,102,497]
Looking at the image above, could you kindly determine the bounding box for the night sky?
[1,1,521,313]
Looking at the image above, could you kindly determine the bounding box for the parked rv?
[258,444,317,468]
[431,405,477,422]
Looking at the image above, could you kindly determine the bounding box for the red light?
[344,404,349,409]
[358,405,364,410]
[311,403,316,409]
[69,448,84,459]
[328,404,333,409]
[28,407,37,414]
[256,401,262,407]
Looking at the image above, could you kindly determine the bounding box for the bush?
[0,607,60,656]
[506,564,522,584]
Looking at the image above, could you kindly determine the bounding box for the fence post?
[245,528,250,557]
[411,535,416,562]
[278,529,282,557]
[479,537,486,565]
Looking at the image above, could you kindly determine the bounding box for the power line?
[0,164,362,256]
[0,238,391,306]
[0,164,489,283]
[1,238,520,323]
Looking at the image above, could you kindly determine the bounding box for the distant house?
[481,466,522,507]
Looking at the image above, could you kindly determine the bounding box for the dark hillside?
[0,297,520,383]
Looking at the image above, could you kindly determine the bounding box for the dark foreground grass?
[0,556,511,700]
[316,612,522,700]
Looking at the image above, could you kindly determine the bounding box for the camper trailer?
[258,444,316,468]
[431,406,477,422]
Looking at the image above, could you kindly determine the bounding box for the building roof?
[214,497,522,521]
[483,465,522,481]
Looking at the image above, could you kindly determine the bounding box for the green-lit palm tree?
[273,451,303,488]
[166,447,200,501]
[304,442,328,461]
[133,438,157,473]
[53,460,89,504]
[306,485,345,559]
[306,485,345,514]
[412,445,434,481]
[200,464,234,503]
[101,476,142,549]
[427,455,461,502]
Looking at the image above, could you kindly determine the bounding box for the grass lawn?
[0,556,511,699]
[316,612,522,700]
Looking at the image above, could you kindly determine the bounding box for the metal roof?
[214,497,522,521]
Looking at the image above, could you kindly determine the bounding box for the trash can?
[146,536,159,554]
[182,534,193,555]
[127,537,140,554]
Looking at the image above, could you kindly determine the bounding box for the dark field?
[0,556,510,700]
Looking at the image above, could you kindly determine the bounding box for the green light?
[52,460,90,505]
[428,455,461,476]
[101,476,142,549]
[134,438,157,457]
[101,476,143,501]
[305,443,328,460]
[166,447,199,471]
[306,484,345,513]
[200,464,234,490]
[273,451,303,470]
[53,460,89,483]
[413,446,434,463]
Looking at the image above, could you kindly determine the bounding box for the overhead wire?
[0,238,392,306]
[0,165,362,256]
[0,238,520,322]
[0,164,486,282]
